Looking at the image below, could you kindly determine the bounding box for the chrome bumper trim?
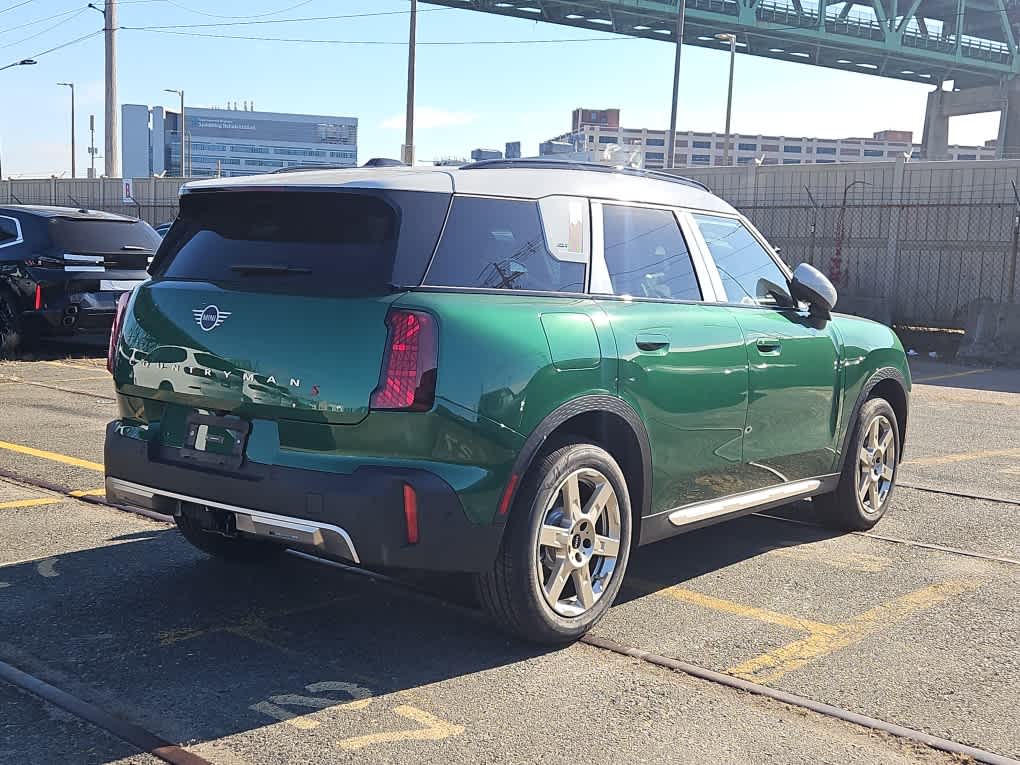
[105,476,360,563]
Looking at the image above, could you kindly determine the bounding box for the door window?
[692,214,792,307]
[600,205,701,301]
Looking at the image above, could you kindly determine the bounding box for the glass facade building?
[121,104,358,178]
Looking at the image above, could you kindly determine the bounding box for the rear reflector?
[498,473,520,516]
[33,285,42,310]
[106,291,131,374]
[403,484,419,544]
[370,309,437,411]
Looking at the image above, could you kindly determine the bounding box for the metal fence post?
[1009,181,1020,302]
[887,156,906,319]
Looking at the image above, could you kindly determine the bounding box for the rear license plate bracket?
[180,412,250,470]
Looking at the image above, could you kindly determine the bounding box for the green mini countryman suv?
[104,161,910,643]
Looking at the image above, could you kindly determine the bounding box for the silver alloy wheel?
[536,467,622,618]
[857,414,897,514]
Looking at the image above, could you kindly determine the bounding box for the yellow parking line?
[726,579,979,683]
[0,497,62,510]
[644,581,839,636]
[913,368,991,383]
[69,488,106,497]
[905,447,1020,467]
[0,440,104,472]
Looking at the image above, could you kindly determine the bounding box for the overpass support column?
[921,89,950,160]
[998,78,1020,160]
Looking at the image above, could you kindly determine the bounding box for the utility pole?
[88,115,98,178]
[104,0,120,177]
[665,0,687,169]
[58,82,76,178]
[715,33,737,166]
[164,89,185,176]
[402,0,417,166]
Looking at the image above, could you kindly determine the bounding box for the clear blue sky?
[0,0,1000,177]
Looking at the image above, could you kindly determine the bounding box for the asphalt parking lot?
[1,347,1018,765]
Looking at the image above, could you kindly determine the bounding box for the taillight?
[33,285,42,310]
[107,291,131,374]
[370,309,437,411]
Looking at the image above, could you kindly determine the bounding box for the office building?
[505,141,521,160]
[470,148,503,161]
[121,102,357,178]
[543,109,995,168]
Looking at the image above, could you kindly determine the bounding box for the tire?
[814,397,900,531]
[0,289,25,357]
[477,440,632,644]
[175,514,285,564]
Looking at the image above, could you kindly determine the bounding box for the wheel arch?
[501,396,652,543]
[838,366,909,469]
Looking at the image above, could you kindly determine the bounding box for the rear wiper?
[229,264,312,275]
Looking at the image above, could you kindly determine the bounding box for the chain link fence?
[675,159,1020,329]
[4,165,1020,329]
[741,200,1019,328]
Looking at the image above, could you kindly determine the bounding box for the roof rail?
[459,158,711,192]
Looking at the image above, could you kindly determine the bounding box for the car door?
[590,201,754,516]
[689,212,842,486]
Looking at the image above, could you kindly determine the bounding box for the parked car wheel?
[477,441,632,644]
[0,288,27,356]
[175,514,286,564]
[814,397,900,531]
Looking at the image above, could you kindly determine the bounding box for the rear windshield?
[50,217,161,253]
[152,190,449,296]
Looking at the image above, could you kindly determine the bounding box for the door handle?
[755,338,782,354]
[635,333,670,352]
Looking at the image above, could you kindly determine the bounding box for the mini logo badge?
[192,305,231,332]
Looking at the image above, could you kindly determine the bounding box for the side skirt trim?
[667,476,838,528]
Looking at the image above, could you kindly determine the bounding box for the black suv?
[0,205,159,353]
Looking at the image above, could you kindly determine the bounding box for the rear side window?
[600,205,701,301]
[49,218,160,253]
[424,196,586,293]
[0,216,21,247]
[152,190,450,295]
[692,214,791,307]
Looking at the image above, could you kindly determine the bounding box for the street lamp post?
[402,0,417,165]
[164,89,185,176]
[666,0,687,169]
[715,33,737,166]
[58,82,76,178]
[0,58,37,73]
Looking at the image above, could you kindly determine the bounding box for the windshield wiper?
[121,245,151,252]
[229,264,312,275]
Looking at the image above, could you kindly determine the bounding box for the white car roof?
[182,164,737,214]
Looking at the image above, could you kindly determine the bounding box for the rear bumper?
[104,422,504,572]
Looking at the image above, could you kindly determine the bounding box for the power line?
[0,0,36,17]
[2,27,103,66]
[124,6,463,30]
[124,27,640,45]
[163,0,316,19]
[0,5,81,37]
[1,7,85,49]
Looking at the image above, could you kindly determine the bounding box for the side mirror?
[791,263,837,318]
